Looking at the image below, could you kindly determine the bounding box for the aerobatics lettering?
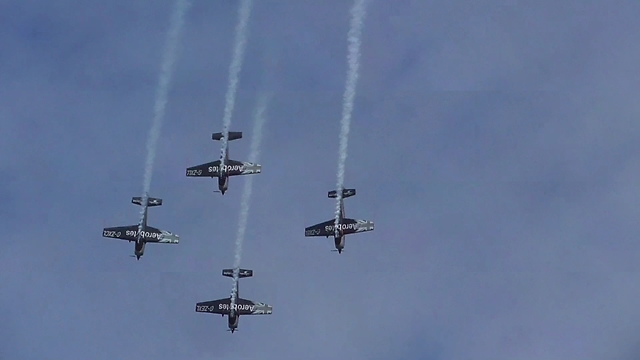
[325,223,358,232]
[102,230,122,238]
[125,230,162,239]
[208,164,243,172]
[218,303,254,311]
[186,169,203,176]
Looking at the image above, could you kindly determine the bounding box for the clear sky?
[2,0,640,359]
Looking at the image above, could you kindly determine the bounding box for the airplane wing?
[304,218,375,237]
[186,160,221,177]
[195,298,272,315]
[102,225,139,241]
[102,226,180,243]
[304,220,335,237]
[143,226,180,244]
[225,159,262,177]
[342,218,375,234]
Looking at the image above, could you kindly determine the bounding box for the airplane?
[185,131,262,195]
[101,196,180,260]
[304,188,374,253]
[195,268,273,333]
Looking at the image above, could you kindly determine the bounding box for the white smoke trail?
[219,0,253,163]
[230,93,270,308]
[334,0,368,228]
[138,0,191,231]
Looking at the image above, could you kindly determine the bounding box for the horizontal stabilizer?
[222,268,253,278]
[132,196,162,207]
[328,188,356,199]
[212,131,242,141]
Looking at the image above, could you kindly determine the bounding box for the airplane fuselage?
[134,238,146,259]
[334,198,346,253]
[217,144,230,194]
[228,282,241,332]
[228,313,239,332]
[134,213,148,259]
[334,235,345,253]
[218,175,228,194]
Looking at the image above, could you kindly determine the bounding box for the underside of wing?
[226,159,262,176]
[186,160,220,177]
[195,298,272,315]
[304,220,334,237]
[102,225,138,241]
[342,218,375,234]
[143,226,180,244]
[243,299,273,315]
[195,298,230,315]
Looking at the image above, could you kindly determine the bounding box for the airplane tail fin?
[222,268,253,278]
[131,196,162,207]
[212,132,242,141]
[328,188,356,199]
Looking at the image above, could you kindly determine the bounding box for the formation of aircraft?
[304,188,375,253]
[102,127,375,333]
[102,196,180,260]
[185,131,262,195]
[195,268,273,333]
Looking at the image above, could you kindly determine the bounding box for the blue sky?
[3,0,640,359]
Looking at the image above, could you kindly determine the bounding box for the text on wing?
[324,223,358,232]
[218,303,254,311]
[208,164,243,172]
[125,230,163,239]
[196,303,255,312]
